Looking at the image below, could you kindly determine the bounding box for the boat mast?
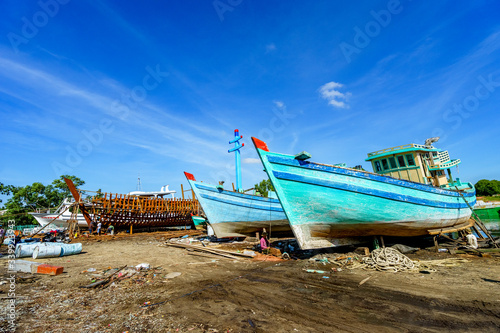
[137,173,142,191]
[228,129,244,192]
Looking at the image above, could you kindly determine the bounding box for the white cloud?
[273,100,285,109]
[243,158,261,164]
[266,43,276,53]
[319,81,351,109]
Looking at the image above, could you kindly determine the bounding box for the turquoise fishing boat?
[184,130,290,238]
[191,214,207,230]
[252,137,476,249]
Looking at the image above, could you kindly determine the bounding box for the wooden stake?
[130,224,133,235]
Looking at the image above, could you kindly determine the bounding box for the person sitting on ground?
[260,232,270,254]
[106,224,114,235]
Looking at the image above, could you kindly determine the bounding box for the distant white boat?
[128,185,176,198]
[29,198,89,230]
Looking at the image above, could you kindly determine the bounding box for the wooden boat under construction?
[64,178,200,230]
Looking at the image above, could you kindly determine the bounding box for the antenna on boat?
[228,129,244,193]
[424,137,440,148]
[137,173,142,191]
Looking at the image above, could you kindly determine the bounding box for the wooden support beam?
[64,178,93,227]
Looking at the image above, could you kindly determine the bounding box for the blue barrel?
[59,243,83,256]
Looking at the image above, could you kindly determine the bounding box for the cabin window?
[388,157,397,169]
[397,155,406,168]
[432,152,438,157]
[381,159,389,170]
[406,154,416,166]
[374,161,382,172]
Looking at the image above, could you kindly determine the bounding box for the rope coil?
[363,247,416,272]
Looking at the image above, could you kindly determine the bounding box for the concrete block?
[12,260,42,273]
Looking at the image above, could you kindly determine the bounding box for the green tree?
[0,175,85,225]
[254,179,275,197]
[475,179,500,196]
[0,182,15,206]
[51,175,85,198]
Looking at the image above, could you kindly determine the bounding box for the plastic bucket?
[59,243,82,256]
[33,245,62,259]
[15,242,61,258]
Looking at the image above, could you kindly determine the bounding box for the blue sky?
[1,0,500,203]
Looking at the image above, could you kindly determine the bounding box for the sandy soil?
[1,231,500,333]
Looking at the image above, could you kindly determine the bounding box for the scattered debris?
[358,276,371,286]
[164,272,182,279]
[242,250,256,257]
[305,269,327,274]
[166,242,254,260]
[391,244,419,254]
[354,247,370,256]
[135,263,151,270]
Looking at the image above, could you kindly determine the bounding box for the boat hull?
[186,178,290,238]
[474,205,500,221]
[255,144,476,249]
[474,205,500,236]
[191,215,207,230]
[29,212,89,230]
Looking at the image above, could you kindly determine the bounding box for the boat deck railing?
[367,143,430,158]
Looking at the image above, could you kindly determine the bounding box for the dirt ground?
[1,231,500,333]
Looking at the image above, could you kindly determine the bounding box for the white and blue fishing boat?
[184,130,290,238]
[252,137,476,249]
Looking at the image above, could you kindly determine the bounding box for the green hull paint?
[474,205,500,237]
[474,206,500,221]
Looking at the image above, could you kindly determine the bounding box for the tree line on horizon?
[0,175,85,225]
[475,179,500,197]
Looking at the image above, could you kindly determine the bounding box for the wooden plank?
[63,178,93,227]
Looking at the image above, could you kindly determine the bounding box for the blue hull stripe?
[195,184,281,204]
[273,171,475,209]
[267,155,474,198]
[200,193,284,212]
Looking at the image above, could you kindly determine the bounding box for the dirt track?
[1,232,500,332]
